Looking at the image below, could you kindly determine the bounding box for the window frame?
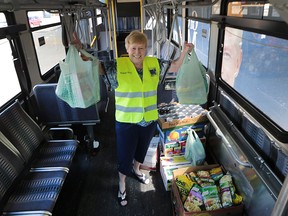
[27,10,64,80]
[0,12,30,108]
[213,1,288,142]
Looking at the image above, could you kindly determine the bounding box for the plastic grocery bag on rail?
[176,50,208,104]
[55,45,100,108]
[184,128,206,166]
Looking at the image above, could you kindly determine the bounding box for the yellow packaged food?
[209,167,224,181]
[176,174,195,202]
[233,193,243,205]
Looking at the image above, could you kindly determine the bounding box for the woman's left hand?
[183,42,194,53]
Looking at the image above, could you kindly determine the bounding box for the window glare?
[32,26,66,75]
[221,27,288,131]
[172,16,182,44]
[188,19,210,67]
[0,13,7,27]
[0,39,21,106]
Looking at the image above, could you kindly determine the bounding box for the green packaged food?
[201,185,222,211]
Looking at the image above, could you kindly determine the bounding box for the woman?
[101,30,194,207]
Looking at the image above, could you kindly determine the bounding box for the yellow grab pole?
[106,1,113,51]
[111,0,118,57]
[140,0,143,33]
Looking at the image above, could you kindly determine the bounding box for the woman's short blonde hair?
[125,30,148,50]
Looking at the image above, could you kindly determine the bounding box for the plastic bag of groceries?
[176,50,208,105]
[56,45,100,108]
[184,128,206,166]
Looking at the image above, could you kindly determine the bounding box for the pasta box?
[171,165,244,216]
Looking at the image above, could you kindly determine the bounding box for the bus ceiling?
[0,0,287,25]
[0,0,106,11]
[0,0,228,11]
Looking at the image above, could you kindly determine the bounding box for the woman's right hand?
[71,32,83,50]
[183,41,194,54]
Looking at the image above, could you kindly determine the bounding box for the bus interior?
[0,0,288,215]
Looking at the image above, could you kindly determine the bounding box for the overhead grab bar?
[207,111,253,168]
[143,0,221,9]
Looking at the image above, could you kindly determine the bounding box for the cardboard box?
[163,140,186,157]
[160,160,191,191]
[171,165,244,216]
[146,136,159,155]
[157,123,206,145]
[160,155,191,167]
[157,103,208,130]
[141,137,159,171]
[160,137,206,157]
[158,114,208,130]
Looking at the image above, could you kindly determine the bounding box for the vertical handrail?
[140,0,143,32]
[103,7,113,52]
[174,7,182,50]
[111,0,118,57]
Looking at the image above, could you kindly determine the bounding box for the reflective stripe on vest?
[115,57,160,123]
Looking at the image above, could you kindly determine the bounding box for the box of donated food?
[158,103,208,130]
[171,164,244,216]
[157,123,206,145]
[161,137,206,157]
[162,140,186,157]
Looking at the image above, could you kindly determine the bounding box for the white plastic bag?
[55,45,100,108]
[176,50,208,105]
[184,128,206,166]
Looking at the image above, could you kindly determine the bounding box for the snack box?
[160,137,206,157]
[163,140,186,157]
[171,165,244,216]
[158,114,208,130]
[157,123,206,145]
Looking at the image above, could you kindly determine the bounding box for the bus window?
[227,1,282,21]
[31,25,66,75]
[0,38,21,106]
[28,11,65,76]
[187,19,210,68]
[96,9,102,25]
[221,27,288,131]
[27,11,60,28]
[0,13,7,27]
[172,15,182,44]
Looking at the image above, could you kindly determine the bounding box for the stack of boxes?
[157,103,208,191]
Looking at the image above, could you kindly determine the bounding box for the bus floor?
[53,91,174,216]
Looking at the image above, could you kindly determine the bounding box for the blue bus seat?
[33,83,100,126]
[0,136,67,215]
[0,101,78,171]
[32,83,101,150]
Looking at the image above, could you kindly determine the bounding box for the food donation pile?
[175,166,243,212]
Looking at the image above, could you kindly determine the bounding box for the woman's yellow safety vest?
[115,57,160,123]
